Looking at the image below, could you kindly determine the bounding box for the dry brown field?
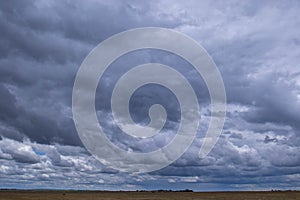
[0,190,299,200]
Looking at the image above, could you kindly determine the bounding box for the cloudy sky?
[0,0,300,191]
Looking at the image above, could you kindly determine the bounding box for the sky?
[0,0,300,191]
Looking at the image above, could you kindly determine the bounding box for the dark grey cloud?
[0,85,18,120]
[0,0,299,191]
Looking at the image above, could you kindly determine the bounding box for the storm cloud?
[0,0,299,190]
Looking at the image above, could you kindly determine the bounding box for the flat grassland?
[0,190,299,200]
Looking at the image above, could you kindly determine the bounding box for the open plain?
[0,190,299,200]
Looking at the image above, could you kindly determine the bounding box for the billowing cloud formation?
[0,0,299,190]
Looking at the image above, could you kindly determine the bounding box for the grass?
[0,190,299,200]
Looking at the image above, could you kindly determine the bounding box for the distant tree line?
[136,189,193,192]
